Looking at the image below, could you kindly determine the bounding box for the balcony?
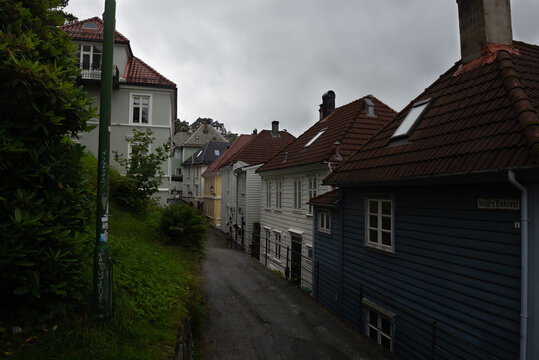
[79,65,120,87]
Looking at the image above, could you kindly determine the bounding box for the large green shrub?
[159,203,208,250]
[112,128,171,210]
[0,0,95,323]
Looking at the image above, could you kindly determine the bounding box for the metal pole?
[93,0,116,321]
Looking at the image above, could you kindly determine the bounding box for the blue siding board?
[313,183,522,359]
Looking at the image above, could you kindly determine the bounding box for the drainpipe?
[508,170,529,360]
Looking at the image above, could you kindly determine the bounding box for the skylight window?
[214,149,220,156]
[82,22,98,29]
[391,99,431,139]
[304,128,327,148]
[196,150,202,157]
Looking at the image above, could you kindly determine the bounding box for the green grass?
[3,154,204,359]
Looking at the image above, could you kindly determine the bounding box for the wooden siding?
[315,183,521,360]
[259,167,332,288]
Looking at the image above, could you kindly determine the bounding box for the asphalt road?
[201,228,394,360]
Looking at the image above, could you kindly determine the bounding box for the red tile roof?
[222,130,296,168]
[202,134,255,176]
[125,56,176,88]
[325,41,539,185]
[257,96,396,173]
[61,17,129,44]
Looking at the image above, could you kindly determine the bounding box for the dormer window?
[82,22,98,29]
[391,99,431,139]
[304,128,327,148]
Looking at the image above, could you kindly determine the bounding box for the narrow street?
[201,228,394,360]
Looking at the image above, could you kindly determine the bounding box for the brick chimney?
[271,121,279,137]
[457,0,513,64]
[203,119,208,133]
[319,90,336,120]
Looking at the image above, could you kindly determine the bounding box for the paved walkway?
[201,228,395,360]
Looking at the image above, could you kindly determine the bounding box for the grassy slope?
[6,154,202,359]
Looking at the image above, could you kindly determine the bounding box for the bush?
[0,0,95,324]
[159,203,208,250]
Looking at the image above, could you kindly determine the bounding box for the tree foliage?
[0,0,95,323]
[159,203,208,250]
[113,128,171,209]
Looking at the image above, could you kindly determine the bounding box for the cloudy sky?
[65,0,539,137]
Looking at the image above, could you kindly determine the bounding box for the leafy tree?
[159,203,208,250]
[0,0,95,323]
[113,129,171,208]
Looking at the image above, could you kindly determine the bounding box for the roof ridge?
[497,50,539,162]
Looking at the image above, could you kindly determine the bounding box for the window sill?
[364,243,395,257]
[292,209,304,215]
[306,213,313,218]
[274,209,283,213]
[317,230,331,236]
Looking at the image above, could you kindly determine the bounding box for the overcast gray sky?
[65,0,539,137]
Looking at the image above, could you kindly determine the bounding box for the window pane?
[381,317,391,334]
[83,45,91,51]
[369,229,378,243]
[369,215,378,228]
[368,310,378,325]
[369,328,378,342]
[381,335,391,350]
[142,97,149,106]
[382,231,391,246]
[369,200,378,214]
[93,45,102,53]
[92,54,101,69]
[382,216,391,230]
[133,97,140,105]
[382,201,391,215]
[141,108,148,123]
[133,107,140,123]
[82,54,90,69]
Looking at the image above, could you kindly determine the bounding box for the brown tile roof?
[308,189,341,207]
[61,17,129,44]
[222,130,296,167]
[203,134,255,176]
[125,56,176,88]
[325,41,539,186]
[257,96,396,173]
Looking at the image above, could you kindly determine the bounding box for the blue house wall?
[314,182,523,359]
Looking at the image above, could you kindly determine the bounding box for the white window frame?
[306,244,313,260]
[265,180,272,208]
[365,197,394,253]
[129,93,152,125]
[308,177,318,214]
[318,210,331,234]
[275,179,282,209]
[363,299,395,352]
[78,43,102,71]
[293,178,302,210]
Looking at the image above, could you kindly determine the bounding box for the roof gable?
[203,134,255,176]
[61,17,129,44]
[184,125,229,147]
[258,95,395,172]
[325,41,539,185]
[223,130,296,167]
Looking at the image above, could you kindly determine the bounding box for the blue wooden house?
[311,1,539,359]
